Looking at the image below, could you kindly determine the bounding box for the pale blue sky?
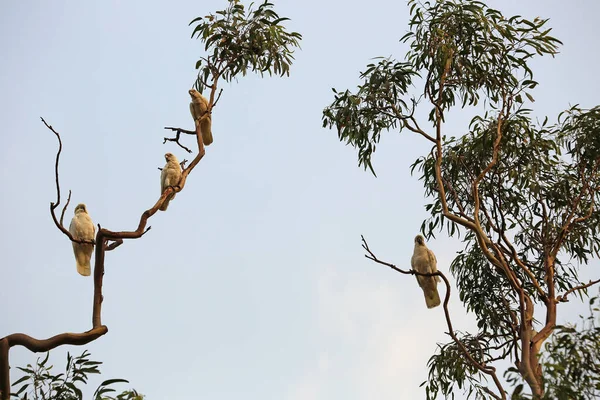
[1,1,599,399]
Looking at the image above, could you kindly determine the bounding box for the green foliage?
[322,59,419,175]
[424,333,490,399]
[190,0,302,92]
[402,0,560,108]
[450,243,519,347]
[414,105,600,290]
[11,350,142,400]
[322,0,600,398]
[322,0,561,175]
[540,295,600,399]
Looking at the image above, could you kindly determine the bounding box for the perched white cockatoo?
[68,203,95,276]
[160,152,182,211]
[411,234,441,309]
[189,89,213,146]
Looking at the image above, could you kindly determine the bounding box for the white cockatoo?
[189,89,213,146]
[68,203,95,276]
[160,152,182,211]
[411,234,441,309]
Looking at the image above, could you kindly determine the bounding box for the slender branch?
[105,239,124,251]
[164,127,196,135]
[556,279,600,303]
[500,232,547,302]
[551,159,599,258]
[41,118,95,246]
[500,294,521,365]
[404,117,436,144]
[1,327,108,353]
[163,130,193,153]
[441,175,474,222]
[212,88,224,108]
[60,190,72,227]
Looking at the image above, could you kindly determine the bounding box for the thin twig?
[164,127,196,135]
[60,190,72,227]
[556,279,600,303]
[41,117,95,246]
[212,88,224,108]
[105,239,124,252]
[163,130,193,153]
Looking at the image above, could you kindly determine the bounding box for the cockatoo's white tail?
[76,258,91,276]
[423,285,441,308]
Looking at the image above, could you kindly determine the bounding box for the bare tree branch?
[404,116,436,144]
[163,130,193,153]
[2,327,108,353]
[41,117,94,246]
[164,127,196,135]
[556,279,600,303]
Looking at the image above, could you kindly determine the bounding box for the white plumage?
[160,152,182,211]
[189,89,213,146]
[411,235,441,309]
[68,203,95,276]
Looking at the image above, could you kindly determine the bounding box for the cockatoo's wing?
[201,115,213,146]
[189,91,213,146]
[159,160,182,211]
[69,212,95,276]
[160,166,168,193]
[427,248,441,282]
[189,102,196,120]
[412,244,441,309]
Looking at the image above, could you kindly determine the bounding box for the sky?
[1,1,599,399]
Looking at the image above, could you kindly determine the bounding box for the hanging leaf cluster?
[190,0,302,92]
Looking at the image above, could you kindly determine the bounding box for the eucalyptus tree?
[323,1,600,398]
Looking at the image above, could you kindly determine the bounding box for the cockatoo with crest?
[160,152,182,211]
[189,89,213,146]
[68,203,95,276]
[411,234,441,309]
